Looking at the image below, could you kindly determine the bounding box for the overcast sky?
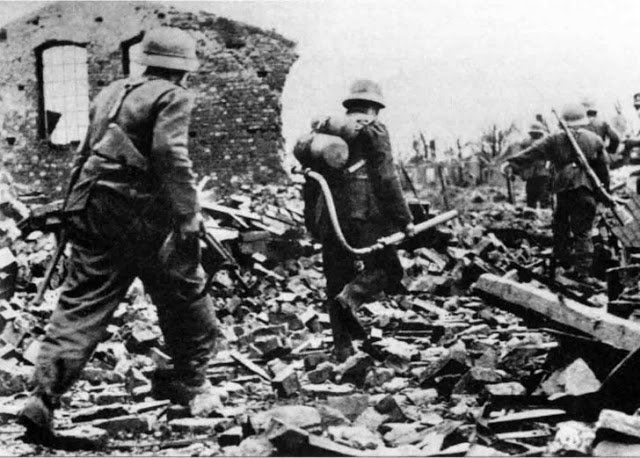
[3,0,640,158]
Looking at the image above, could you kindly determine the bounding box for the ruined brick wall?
[0,1,297,196]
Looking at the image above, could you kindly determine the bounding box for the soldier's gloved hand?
[178,212,204,241]
[404,222,416,238]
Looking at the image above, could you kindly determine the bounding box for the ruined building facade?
[0,2,298,196]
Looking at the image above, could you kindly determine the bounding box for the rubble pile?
[0,183,639,456]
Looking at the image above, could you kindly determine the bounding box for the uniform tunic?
[303,117,412,352]
[33,75,218,402]
[508,128,608,273]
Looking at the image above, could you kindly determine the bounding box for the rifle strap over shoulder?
[107,77,148,122]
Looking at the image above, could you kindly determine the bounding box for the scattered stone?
[405,388,439,406]
[304,353,330,371]
[251,405,322,434]
[337,352,373,387]
[328,425,383,450]
[92,415,152,436]
[382,377,409,393]
[484,381,527,398]
[327,393,369,421]
[353,407,388,431]
[548,421,596,456]
[382,422,425,447]
[597,409,640,440]
[0,361,30,395]
[169,417,232,435]
[224,435,275,457]
[56,425,109,450]
[71,404,130,423]
[93,390,129,405]
[541,358,601,398]
[593,441,640,456]
[365,367,395,388]
[375,395,406,422]
[303,382,355,397]
[271,365,300,398]
[307,361,336,384]
[265,418,310,454]
[218,425,244,447]
[317,405,350,428]
[466,444,508,456]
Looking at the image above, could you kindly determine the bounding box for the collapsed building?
[0,1,298,197]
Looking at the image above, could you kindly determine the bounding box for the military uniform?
[584,118,620,157]
[304,116,412,358]
[512,137,552,208]
[31,74,218,408]
[508,125,608,275]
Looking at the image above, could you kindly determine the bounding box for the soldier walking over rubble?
[301,79,415,362]
[504,122,552,209]
[18,28,222,443]
[503,103,609,286]
[582,98,621,159]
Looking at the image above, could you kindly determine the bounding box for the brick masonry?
[0,1,298,196]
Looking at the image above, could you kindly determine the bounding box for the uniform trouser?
[32,189,218,404]
[321,219,404,350]
[553,187,597,275]
[526,176,552,209]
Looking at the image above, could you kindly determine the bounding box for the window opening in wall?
[39,44,89,145]
[121,33,145,77]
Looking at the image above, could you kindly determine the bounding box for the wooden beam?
[473,274,640,352]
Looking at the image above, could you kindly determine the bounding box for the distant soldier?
[582,98,621,158]
[503,103,609,285]
[504,122,551,208]
[621,93,640,192]
[301,79,415,361]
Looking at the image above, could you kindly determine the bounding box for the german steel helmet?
[561,103,589,127]
[528,121,546,134]
[342,79,385,109]
[135,27,200,72]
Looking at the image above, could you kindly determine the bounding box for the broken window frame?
[35,40,90,147]
[121,32,145,77]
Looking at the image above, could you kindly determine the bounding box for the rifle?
[505,168,514,204]
[551,109,633,225]
[31,132,91,306]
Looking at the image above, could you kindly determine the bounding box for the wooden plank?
[474,274,640,352]
[229,351,272,381]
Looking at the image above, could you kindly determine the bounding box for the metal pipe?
[301,168,459,256]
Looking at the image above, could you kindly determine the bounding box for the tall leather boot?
[327,298,354,362]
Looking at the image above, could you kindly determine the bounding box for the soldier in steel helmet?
[303,79,415,362]
[581,98,621,160]
[503,103,609,285]
[503,121,552,208]
[18,27,222,443]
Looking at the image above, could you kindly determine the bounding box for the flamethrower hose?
[301,168,459,256]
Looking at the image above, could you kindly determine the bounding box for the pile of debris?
[1,180,640,456]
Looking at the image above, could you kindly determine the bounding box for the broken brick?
[271,365,300,397]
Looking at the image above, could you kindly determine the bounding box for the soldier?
[621,94,640,162]
[18,28,221,443]
[620,93,640,192]
[504,122,551,208]
[582,98,620,158]
[503,103,609,285]
[303,79,415,362]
